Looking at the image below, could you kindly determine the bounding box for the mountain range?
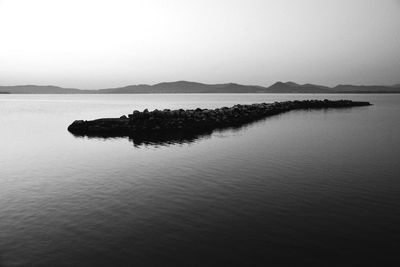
[1,81,400,94]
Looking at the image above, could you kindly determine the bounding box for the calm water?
[0,94,399,266]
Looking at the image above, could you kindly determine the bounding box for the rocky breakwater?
[68,100,372,139]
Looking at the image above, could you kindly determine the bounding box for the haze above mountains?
[1,81,400,94]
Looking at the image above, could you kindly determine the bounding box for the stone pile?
[68,99,371,137]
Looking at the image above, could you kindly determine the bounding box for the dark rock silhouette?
[68,100,372,145]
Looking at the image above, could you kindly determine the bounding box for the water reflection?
[70,119,261,147]
[2,94,399,266]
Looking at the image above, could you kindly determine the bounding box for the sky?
[0,0,399,89]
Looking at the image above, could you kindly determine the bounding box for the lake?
[0,94,399,266]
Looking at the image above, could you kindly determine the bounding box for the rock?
[68,100,372,138]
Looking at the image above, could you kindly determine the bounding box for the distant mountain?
[98,81,334,93]
[1,81,400,94]
[267,82,331,93]
[98,81,265,93]
[333,85,400,93]
[0,85,87,94]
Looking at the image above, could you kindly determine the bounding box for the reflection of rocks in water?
[75,120,259,147]
[68,99,372,146]
[126,121,261,147]
[128,128,212,146]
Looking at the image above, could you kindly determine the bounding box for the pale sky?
[0,0,399,89]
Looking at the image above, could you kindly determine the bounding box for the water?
[0,94,399,266]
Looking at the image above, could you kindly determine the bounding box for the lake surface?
[0,94,399,266]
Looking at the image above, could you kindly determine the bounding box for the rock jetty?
[68,100,371,140]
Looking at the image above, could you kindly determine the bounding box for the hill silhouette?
[1,81,400,94]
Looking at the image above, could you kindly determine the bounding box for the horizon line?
[1,80,400,91]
